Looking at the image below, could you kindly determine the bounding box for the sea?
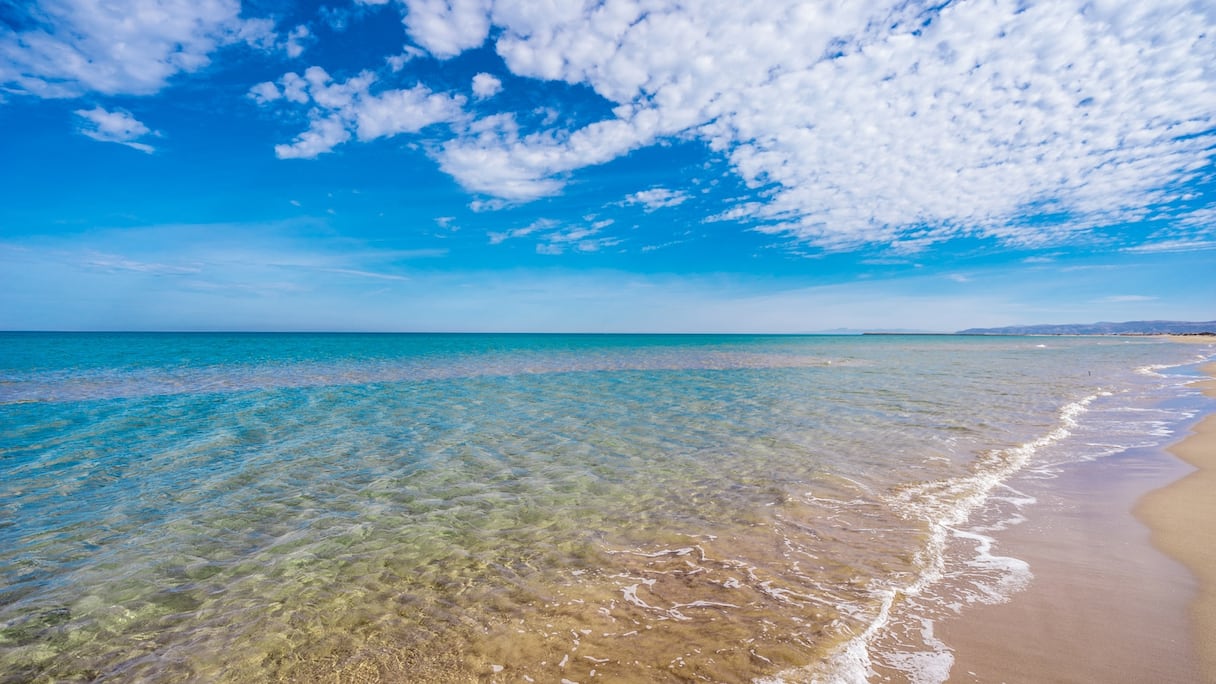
[1,332,1213,683]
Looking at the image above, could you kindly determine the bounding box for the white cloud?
[640,238,690,252]
[275,114,351,160]
[1123,239,1216,254]
[247,80,281,104]
[437,112,656,200]
[279,72,310,103]
[488,217,556,244]
[623,187,691,211]
[284,25,312,58]
[1130,206,1216,252]
[547,225,602,244]
[0,0,276,97]
[356,85,467,140]
[320,5,358,31]
[386,46,427,71]
[381,0,1216,252]
[401,0,492,58]
[483,215,617,253]
[489,217,620,253]
[1176,207,1216,230]
[74,106,158,153]
[471,72,502,98]
[257,67,467,159]
[704,202,766,224]
[469,198,509,212]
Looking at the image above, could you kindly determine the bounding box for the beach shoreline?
[939,353,1216,683]
[1137,361,1216,682]
[5,333,1212,682]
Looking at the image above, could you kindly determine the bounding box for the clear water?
[1,333,1211,682]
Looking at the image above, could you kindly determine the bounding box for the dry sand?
[938,358,1216,683]
[1138,362,1216,682]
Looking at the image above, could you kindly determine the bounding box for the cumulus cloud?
[380,0,1216,251]
[74,106,158,153]
[471,72,502,98]
[251,66,467,159]
[283,25,312,58]
[9,0,1209,256]
[401,0,492,58]
[275,114,351,160]
[235,0,1216,253]
[0,0,276,97]
[247,80,282,105]
[437,112,657,200]
[623,187,691,211]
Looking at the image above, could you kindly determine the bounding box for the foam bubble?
[878,618,955,684]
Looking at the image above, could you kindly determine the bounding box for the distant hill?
[957,320,1216,335]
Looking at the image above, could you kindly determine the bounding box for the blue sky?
[1,0,1213,332]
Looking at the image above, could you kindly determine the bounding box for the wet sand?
[940,360,1216,683]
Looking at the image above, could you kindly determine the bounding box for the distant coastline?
[956,320,1216,336]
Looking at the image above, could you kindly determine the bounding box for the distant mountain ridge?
[957,320,1216,335]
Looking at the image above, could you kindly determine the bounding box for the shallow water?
[1,333,1210,682]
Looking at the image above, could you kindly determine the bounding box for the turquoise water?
[1,333,1211,682]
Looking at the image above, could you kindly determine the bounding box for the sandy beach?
[1139,361,1216,681]
[942,354,1216,683]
